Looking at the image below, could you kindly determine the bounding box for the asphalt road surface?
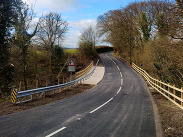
[0,53,156,137]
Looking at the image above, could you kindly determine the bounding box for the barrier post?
[11,89,18,104]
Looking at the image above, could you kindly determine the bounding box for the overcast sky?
[23,0,140,48]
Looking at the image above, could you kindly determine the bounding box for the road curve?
[0,53,156,137]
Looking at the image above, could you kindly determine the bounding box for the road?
[0,53,156,137]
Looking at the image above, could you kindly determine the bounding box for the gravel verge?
[0,84,94,116]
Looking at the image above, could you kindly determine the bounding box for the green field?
[64,49,79,54]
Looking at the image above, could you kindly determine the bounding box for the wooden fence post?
[44,80,48,98]
[168,83,170,98]
[155,80,157,88]
[27,79,29,87]
[160,81,162,92]
[181,87,183,107]
[163,84,166,95]
[58,77,60,85]
[46,80,48,87]
[173,85,176,102]
[157,81,159,90]
[19,81,22,91]
[36,80,38,89]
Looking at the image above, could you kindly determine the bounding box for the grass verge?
[149,88,183,136]
[64,48,79,54]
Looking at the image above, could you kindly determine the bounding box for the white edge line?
[117,87,121,94]
[45,127,66,137]
[90,98,113,114]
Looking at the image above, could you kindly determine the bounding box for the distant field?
[64,49,79,54]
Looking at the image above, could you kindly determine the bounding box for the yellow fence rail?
[76,61,94,79]
[132,63,183,110]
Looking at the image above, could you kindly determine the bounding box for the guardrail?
[76,61,94,79]
[132,63,183,110]
[11,59,99,104]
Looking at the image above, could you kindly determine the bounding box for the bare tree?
[38,12,68,79]
[168,0,183,40]
[176,0,183,12]
[78,26,98,60]
[79,26,97,49]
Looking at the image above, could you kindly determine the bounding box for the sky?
[23,0,141,48]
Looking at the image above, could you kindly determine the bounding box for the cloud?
[22,0,79,13]
[69,19,96,29]
[22,0,97,48]
[63,19,97,48]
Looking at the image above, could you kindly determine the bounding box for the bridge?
[0,52,165,137]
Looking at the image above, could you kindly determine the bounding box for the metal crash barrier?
[11,59,99,104]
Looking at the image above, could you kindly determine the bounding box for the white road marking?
[45,127,66,137]
[106,54,112,60]
[117,87,121,94]
[90,98,113,113]
[106,54,117,65]
[120,72,122,78]
[121,79,123,85]
[117,66,120,71]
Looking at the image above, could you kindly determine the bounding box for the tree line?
[96,0,183,87]
[1,0,183,97]
[0,0,68,96]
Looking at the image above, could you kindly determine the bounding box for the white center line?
[90,98,113,113]
[106,54,117,65]
[117,87,121,94]
[121,79,123,85]
[120,72,122,78]
[117,66,120,71]
[45,127,66,137]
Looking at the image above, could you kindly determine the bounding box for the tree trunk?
[23,45,28,90]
